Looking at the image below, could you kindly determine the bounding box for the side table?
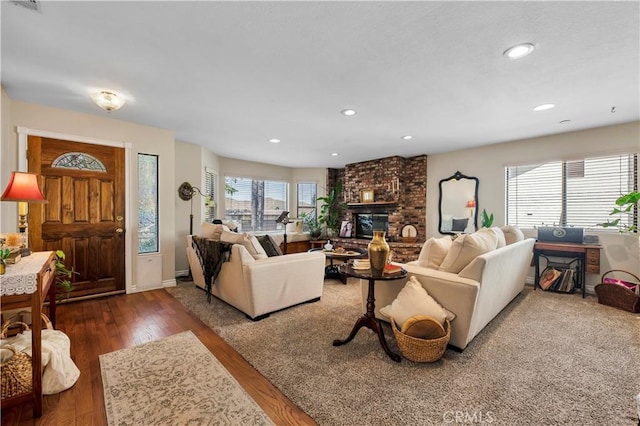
[0,251,57,417]
[333,264,406,362]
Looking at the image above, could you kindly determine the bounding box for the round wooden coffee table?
[333,264,407,362]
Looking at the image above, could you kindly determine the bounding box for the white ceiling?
[2,1,638,168]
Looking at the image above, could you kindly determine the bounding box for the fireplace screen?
[355,213,389,239]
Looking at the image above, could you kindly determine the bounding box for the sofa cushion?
[489,226,506,248]
[501,225,525,245]
[201,222,229,239]
[417,236,453,269]
[379,276,455,328]
[220,231,268,260]
[255,234,283,257]
[439,228,499,273]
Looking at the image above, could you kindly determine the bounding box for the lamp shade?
[1,172,48,202]
[466,200,476,208]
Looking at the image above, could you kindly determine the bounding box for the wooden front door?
[28,136,126,299]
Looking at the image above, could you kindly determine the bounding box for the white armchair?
[186,236,326,320]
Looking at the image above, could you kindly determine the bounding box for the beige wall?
[1,95,177,289]
[426,121,640,285]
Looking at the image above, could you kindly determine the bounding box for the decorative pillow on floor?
[417,236,453,269]
[255,234,283,257]
[379,276,455,328]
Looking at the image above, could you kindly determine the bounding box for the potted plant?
[597,191,639,233]
[300,212,322,239]
[480,209,494,228]
[55,250,77,301]
[317,181,346,237]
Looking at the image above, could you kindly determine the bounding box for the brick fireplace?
[327,155,427,262]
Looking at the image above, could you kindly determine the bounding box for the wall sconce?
[1,171,48,253]
[92,91,126,112]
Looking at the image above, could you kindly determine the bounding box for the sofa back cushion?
[201,222,230,239]
[439,228,499,273]
[255,234,283,257]
[220,231,268,260]
[417,236,453,269]
[500,225,525,245]
[489,226,507,248]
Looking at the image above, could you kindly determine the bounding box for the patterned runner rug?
[99,330,274,426]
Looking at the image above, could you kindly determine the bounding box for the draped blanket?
[191,236,233,303]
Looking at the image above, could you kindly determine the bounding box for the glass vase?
[368,230,390,276]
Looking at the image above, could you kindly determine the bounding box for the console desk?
[0,251,57,417]
[533,242,601,298]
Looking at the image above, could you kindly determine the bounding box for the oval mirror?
[438,171,479,235]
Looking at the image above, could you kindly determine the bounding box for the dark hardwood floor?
[1,288,316,425]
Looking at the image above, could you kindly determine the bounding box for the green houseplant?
[480,209,494,228]
[55,250,77,301]
[317,181,346,237]
[300,212,322,239]
[597,191,639,233]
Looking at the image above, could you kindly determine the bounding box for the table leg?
[333,279,401,362]
[325,258,347,284]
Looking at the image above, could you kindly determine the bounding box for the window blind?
[506,153,637,229]
[224,176,288,232]
[204,167,217,223]
[297,182,317,220]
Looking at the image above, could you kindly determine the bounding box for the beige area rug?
[167,279,640,426]
[99,330,274,426]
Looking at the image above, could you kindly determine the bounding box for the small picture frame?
[339,220,352,237]
[360,189,374,203]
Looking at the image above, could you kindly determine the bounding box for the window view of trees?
[297,182,317,226]
[138,153,159,253]
[224,176,288,232]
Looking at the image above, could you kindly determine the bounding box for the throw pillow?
[451,217,469,232]
[438,228,499,273]
[201,222,229,239]
[379,276,455,328]
[417,236,453,269]
[489,226,507,248]
[500,225,525,245]
[220,231,268,260]
[255,235,283,257]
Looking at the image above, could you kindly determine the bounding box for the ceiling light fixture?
[341,109,356,116]
[331,152,339,156]
[503,43,535,59]
[268,138,281,143]
[401,135,413,140]
[92,91,125,112]
[533,103,555,111]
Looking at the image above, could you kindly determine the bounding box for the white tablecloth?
[0,251,53,296]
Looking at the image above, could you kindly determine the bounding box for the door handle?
[115,228,124,235]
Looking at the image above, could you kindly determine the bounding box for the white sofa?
[187,235,326,320]
[363,229,535,350]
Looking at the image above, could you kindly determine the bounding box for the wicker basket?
[595,270,640,313]
[1,345,32,399]
[391,316,450,362]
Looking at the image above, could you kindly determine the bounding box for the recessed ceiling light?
[533,103,555,111]
[503,43,535,59]
[341,109,356,116]
[331,152,339,156]
[268,138,281,143]
[401,135,413,140]
[559,120,571,124]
